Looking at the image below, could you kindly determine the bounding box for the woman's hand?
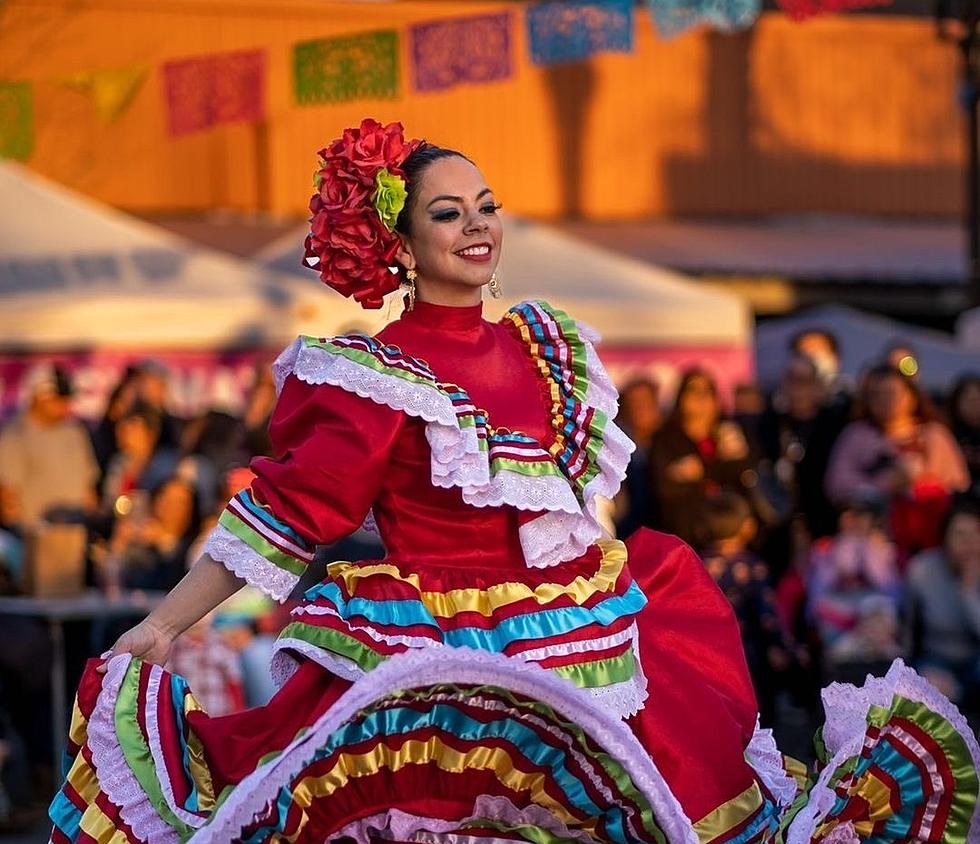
[97,617,176,673]
[716,421,749,461]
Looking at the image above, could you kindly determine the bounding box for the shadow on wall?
[542,61,597,220]
[660,29,962,216]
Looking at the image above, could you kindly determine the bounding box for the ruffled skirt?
[49,531,980,843]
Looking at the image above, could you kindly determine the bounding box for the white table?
[0,590,164,774]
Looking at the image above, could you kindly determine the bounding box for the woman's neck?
[416,278,483,307]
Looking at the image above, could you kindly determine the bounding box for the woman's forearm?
[146,553,245,639]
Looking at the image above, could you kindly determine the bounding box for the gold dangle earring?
[488,272,502,299]
[404,268,417,311]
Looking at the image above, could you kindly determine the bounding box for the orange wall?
[0,0,964,218]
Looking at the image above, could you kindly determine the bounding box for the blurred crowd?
[613,331,980,734]
[0,331,978,822]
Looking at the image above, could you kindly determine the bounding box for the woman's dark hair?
[666,367,721,431]
[394,143,473,237]
[150,474,202,544]
[949,372,980,432]
[119,400,163,435]
[789,328,839,358]
[856,364,936,427]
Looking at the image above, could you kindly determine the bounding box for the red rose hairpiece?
[303,119,422,309]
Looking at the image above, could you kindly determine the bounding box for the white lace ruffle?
[576,320,620,417]
[88,655,180,843]
[519,509,603,569]
[269,637,368,689]
[203,523,299,603]
[145,664,206,830]
[276,325,635,569]
[187,647,698,844]
[785,658,980,843]
[332,794,597,843]
[272,615,647,720]
[744,720,801,808]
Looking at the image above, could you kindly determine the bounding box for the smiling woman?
[393,148,503,306]
[49,120,980,844]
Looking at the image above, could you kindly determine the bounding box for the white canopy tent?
[259,218,753,400]
[260,217,751,347]
[0,162,370,351]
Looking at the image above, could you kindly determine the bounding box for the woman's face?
[621,383,661,437]
[782,357,822,417]
[153,479,194,536]
[678,375,719,426]
[396,156,503,297]
[957,382,980,428]
[945,512,980,573]
[866,374,915,426]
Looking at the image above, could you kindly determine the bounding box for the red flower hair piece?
[303,119,422,309]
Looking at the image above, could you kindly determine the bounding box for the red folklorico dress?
[51,300,980,844]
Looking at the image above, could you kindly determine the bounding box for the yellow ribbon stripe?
[67,699,89,748]
[327,539,627,619]
[693,782,764,843]
[71,757,131,843]
[183,695,216,812]
[286,737,594,842]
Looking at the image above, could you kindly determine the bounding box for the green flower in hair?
[373,168,407,232]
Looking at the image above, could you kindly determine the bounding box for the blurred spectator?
[732,383,766,461]
[178,409,248,514]
[167,620,245,716]
[97,475,201,593]
[790,328,851,413]
[757,355,848,577]
[90,365,142,477]
[807,496,901,671]
[950,373,980,499]
[614,377,662,537]
[649,368,753,546]
[135,359,183,450]
[100,402,178,520]
[699,491,794,726]
[242,363,277,458]
[905,499,980,711]
[0,364,98,534]
[825,364,969,557]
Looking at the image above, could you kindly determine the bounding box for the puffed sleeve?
[203,373,406,601]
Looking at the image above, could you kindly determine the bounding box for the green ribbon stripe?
[489,453,566,481]
[869,696,979,842]
[115,661,193,837]
[396,684,662,840]
[303,337,438,391]
[278,621,386,672]
[551,649,636,689]
[219,510,307,577]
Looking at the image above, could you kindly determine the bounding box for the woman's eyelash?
[431,203,501,222]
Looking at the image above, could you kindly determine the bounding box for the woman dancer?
[51,120,979,844]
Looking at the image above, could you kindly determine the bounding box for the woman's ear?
[394,234,414,273]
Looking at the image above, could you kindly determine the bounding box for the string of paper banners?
[0,0,889,159]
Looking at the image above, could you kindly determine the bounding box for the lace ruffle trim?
[187,648,697,844]
[784,658,980,843]
[203,524,299,604]
[88,655,180,843]
[275,328,634,567]
[744,720,801,808]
